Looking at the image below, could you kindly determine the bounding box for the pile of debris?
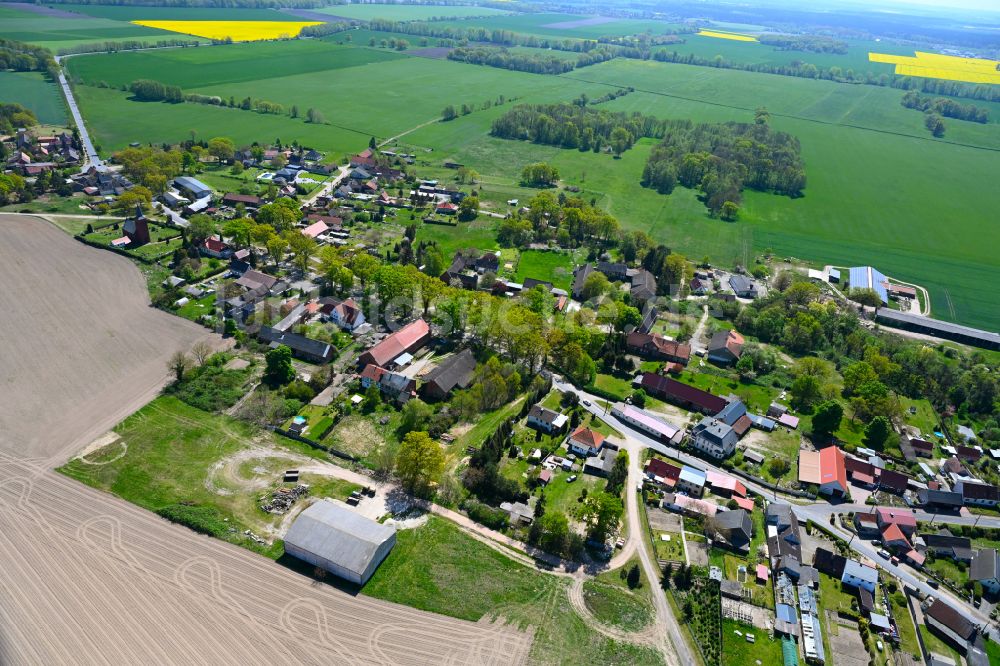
[259,484,310,514]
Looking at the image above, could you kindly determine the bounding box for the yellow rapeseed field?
[132,20,323,42]
[869,50,1000,85]
[697,29,758,43]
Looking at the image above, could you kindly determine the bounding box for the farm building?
[283,500,396,585]
[799,447,848,497]
[923,599,977,650]
[611,403,682,444]
[421,349,476,401]
[707,330,744,366]
[258,326,334,364]
[848,266,888,305]
[173,176,212,200]
[875,309,1000,350]
[636,373,727,414]
[358,319,431,368]
[625,332,691,364]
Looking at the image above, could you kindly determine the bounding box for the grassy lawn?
[57,395,341,557]
[452,395,525,457]
[672,368,776,414]
[588,373,634,401]
[512,249,577,291]
[818,572,858,617]
[888,591,922,661]
[924,555,969,588]
[653,531,686,562]
[539,468,602,520]
[919,624,964,665]
[900,397,940,438]
[722,618,782,666]
[583,558,654,632]
[364,515,662,665]
[173,293,217,321]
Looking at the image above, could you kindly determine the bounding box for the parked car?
[567,475,577,483]
[582,399,591,407]
[877,550,890,560]
[927,579,939,589]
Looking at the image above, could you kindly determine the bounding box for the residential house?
[662,493,717,518]
[971,549,1000,595]
[677,466,707,497]
[358,319,431,369]
[500,501,533,526]
[713,509,752,554]
[584,447,619,478]
[881,523,912,551]
[636,373,727,414]
[798,447,849,497]
[911,437,935,457]
[854,512,880,538]
[235,269,281,294]
[955,479,1000,507]
[441,250,499,290]
[705,470,746,498]
[258,326,334,364]
[707,329,745,366]
[301,220,329,240]
[420,349,476,401]
[625,332,691,365]
[691,416,739,459]
[918,489,964,511]
[921,530,973,562]
[877,469,910,495]
[924,599,978,650]
[875,507,917,536]
[319,298,365,332]
[729,274,758,298]
[644,458,681,488]
[572,263,595,299]
[689,277,710,295]
[629,269,657,304]
[200,235,233,259]
[956,445,982,463]
[596,261,628,281]
[359,364,416,403]
[812,548,847,579]
[840,559,878,593]
[566,426,605,458]
[526,405,568,435]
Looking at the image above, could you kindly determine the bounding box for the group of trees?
[758,34,849,54]
[641,112,806,216]
[497,190,620,249]
[491,103,665,155]
[129,79,184,103]
[0,39,58,79]
[520,162,560,187]
[113,145,183,194]
[447,46,579,75]
[0,102,37,134]
[901,91,989,123]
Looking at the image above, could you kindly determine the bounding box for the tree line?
[447,46,578,75]
[641,111,805,216]
[901,91,989,123]
[0,102,38,134]
[45,0,325,7]
[758,34,849,54]
[490,103,668,154]
[56,38,200,56]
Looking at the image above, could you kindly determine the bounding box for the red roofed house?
[301,220,329,239]
[358,319,431,369]
[567,426,605,458]
[200,235,232,259]
[707,329,744,366]
[910,437,934,457]
[626,332,691,365]
[538,469,553,486]
[436,202,458,215]
[644,458,681,488]
[734,496,755,512]
[875,507,917,536]
[818,447,848,497]
[881,523,911,551]
[705,469,747,498]
[319,297,365,332]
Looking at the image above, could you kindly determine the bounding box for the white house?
[840,559,878,593]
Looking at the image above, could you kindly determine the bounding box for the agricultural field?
[0,72,67,125]
[60,4,305,21]
[130,20,322,42]
[0,4,192,52]
[427,13,687,40]
[314,3,512,21]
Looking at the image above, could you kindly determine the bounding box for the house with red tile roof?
[637,373,727,414]
[644,458,681,487]
[800,447,848,497]
[707,329,744,366]
[626,332,691,365]
[875,507,917,535]
[358,319,431,369]
[881,523,911,551]
[567,426,605,458]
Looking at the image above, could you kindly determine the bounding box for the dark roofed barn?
[421,349,477,401]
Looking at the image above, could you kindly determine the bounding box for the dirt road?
[0,215,531,665]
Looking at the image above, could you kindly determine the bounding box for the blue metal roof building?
[849,266,888,304]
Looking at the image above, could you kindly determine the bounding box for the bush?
[284,379,316,403]
[463,500,509,530]
[156,503,230,537]
[166,364,249,412]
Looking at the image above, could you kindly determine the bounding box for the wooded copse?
[758,34,849,54]
[0,38,58,79]
[901,91,989,123]
[490,103,669,153]
[641,118,806,216]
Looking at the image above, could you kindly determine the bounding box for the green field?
[0,72,67,125]
[513,249,576,291]
[315,4,511,21]
[428,13,687,39]
[0,9,189,52]
[364,515,661,665]
[59,4,304,21]
[61,36,1000,330]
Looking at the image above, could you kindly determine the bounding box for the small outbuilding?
[283,500,396,585]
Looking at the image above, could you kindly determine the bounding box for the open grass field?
[429,13,686,39]
[722,618,782,666]
[315,3,512,21]
[513,249,577,290]
[364,515,662,665]
[0,71,67,125]
[61,4,304,21]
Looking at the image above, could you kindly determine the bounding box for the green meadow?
[57,37,1000,330]
[0,72,67,125]
[0,8,188,52]
[58,4,304,21]
[428,13,686,39]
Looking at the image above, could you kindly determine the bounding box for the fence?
[272,427,358,462]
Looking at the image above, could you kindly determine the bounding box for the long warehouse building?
[875,308,1000,351]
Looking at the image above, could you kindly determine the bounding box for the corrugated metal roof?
[284,500,395,577]
[849,266,888,304]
